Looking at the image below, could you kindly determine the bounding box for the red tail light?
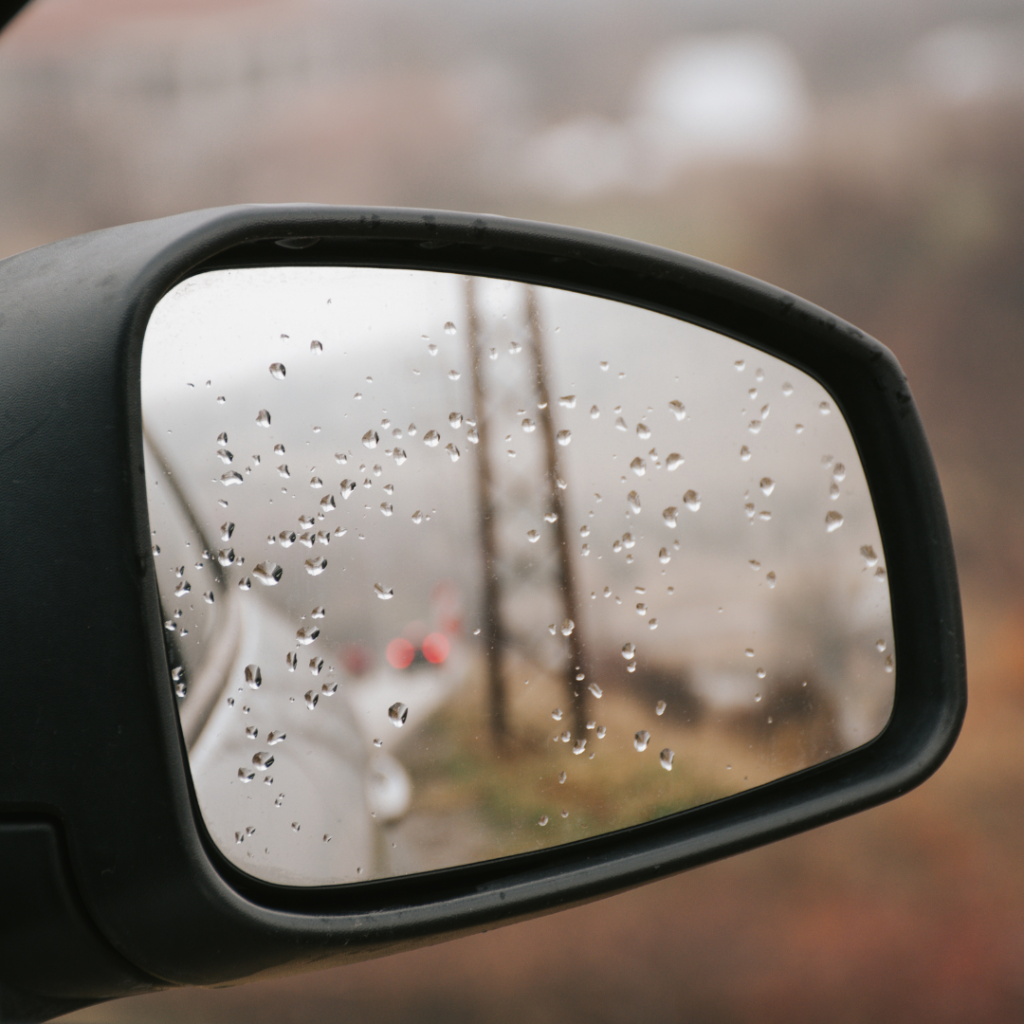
[385,637,415,669]
[421,632,449,665]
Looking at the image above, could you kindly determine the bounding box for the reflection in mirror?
[142,267,894,886]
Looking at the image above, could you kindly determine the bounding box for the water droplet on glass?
[745,503,756,519]
[304,690,319,710]
[380,502,393,517]
[636,422,651,440]
[622,643,636,661]
[252,751,274,771]
[296,626,320,646]
[300,556,324,577]
[875,566,887,581]
[588,682,603,699]
[220,471,243,486]
[759,478,775,496]
[253,562,283,586]
[560,618,575,636]
[627,491,642,514]
[629,457,646,478]
[174,580,191,597]
[238,767,255,782]
[245,724,258,739]
[374,583,394,600]
[634,730,650,752]
[445,442,460,462]
[622,533,635,549]
[269,363,286,379]
[884,654,894,672]
[766,571,776,588]
[739,446,752,463]
[749,559,761,570]
[526,529,540,544]
[829,482,840,500]
[665,453,683,472]
[216,448,234,465]
[552,707,565,723]
[256,409,271,427]
[825,510,844,532]
[361,430,379,450]
[277,531,296,548]
[659,748,675,771]
[448,370,461,381]
[636,602,647,616]
[277,464,290,478]
[444,321,457,335]
[388,702,409,728]
[860,545,878,566]
[448,412,464,430]
[662,507,678,528]
[573,739,587,755]
[422,430,441,448]
[556,430,571,446]
[749,421,762,434]
[683,490,701,511]
[875,639,886,652]
[538,815,549,826]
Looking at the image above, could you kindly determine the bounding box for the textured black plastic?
[0,822,155,1021]
[0,206,966,1001]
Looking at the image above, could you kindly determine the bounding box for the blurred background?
[1,0,1020,1018]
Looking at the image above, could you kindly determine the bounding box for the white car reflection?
[147,433,467,886]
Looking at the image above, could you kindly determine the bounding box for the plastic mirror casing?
[0,206,966,1017]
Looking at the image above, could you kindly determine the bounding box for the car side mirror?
[0,206,965,1022]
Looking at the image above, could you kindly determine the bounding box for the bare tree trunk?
[524,287,589,743]
[466,277,508,744]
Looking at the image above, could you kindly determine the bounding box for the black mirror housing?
[0,206,966,1020]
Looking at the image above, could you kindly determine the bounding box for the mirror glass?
[142,266,894,886]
